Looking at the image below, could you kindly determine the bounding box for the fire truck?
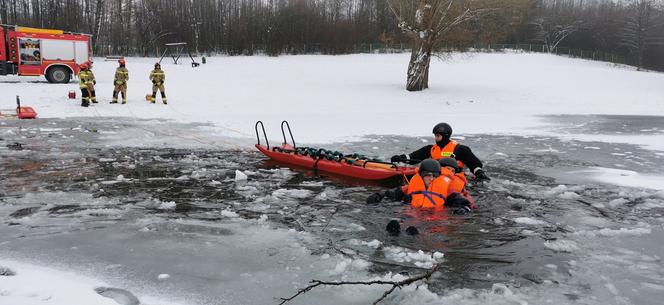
[0,24,91,83]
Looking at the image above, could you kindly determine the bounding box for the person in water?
[366,158,474,214]
[390,122,490,181]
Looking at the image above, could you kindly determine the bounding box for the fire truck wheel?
[46,66,71,84]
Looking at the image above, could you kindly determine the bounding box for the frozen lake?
[2,115,664,305]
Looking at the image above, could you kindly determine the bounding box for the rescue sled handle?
[361,159,398,169]
[255,121,269,149]
[281,120,296,149]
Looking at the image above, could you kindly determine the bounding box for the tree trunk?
[406,40,433,91]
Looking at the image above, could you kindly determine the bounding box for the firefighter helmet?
[79,63,89,70]
[419,158,441,176]
[118,59,126,65]
[154,62,161,68]
[432,122,453,136]
[439,157,459,172]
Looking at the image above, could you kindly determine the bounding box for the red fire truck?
[0,24,91,83]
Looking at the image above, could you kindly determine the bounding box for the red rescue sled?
[17,106,37,119]
[1,96,37,119]
[255,121,417,181]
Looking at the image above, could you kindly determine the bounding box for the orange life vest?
[441,167,466,194]
[406,174,450,209]
[430,141,465,170]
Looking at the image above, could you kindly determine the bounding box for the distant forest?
[2,0,663,70]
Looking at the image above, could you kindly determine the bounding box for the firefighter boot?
[90,90,97,104]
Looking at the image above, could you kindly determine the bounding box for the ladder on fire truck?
[159,42,200,67]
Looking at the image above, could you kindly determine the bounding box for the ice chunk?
[544,185,568,197]
[558,191,580,199]
[158,201,177,210]
[272,188,313,199]
[234,170,248,181]
[364,239,382,249]
[157,274,170,280]
[544,240,579,252]
[608,198,628,207]
[576,227,651,237]
[221,209,239,218]
[513,217,547,226]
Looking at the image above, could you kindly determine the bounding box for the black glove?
[152,81,157,85]
[474,169,490,181]
[93,80,96,85]
[390,154,407,163]
[366,192,384,204]
[405,226,419,235]
[453,206,472,215]
[386,220,401,236]
[445,192,471,208]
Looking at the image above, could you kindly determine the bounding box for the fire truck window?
[19,38,41,65]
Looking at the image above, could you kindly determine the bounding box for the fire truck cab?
[0,24,91,83]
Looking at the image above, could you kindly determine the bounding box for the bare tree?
[278,263,440,305]
[620,0,664,69]
[388,0,480,91]
[530,16,583,52]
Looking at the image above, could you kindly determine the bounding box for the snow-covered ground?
[1,52,663,147]
[2,52,664,305]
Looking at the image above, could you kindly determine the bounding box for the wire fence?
[202,42,634,67]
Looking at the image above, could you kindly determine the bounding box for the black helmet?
[432,122,452,136]
[439,157,459,172]
[419,158,441,176]
[154,62,161,68]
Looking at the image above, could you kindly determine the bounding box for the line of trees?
[1,0,663,71]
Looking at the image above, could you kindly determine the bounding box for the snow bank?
[571,167,664,190]
[0,259,179,305]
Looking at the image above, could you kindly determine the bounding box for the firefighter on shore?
[78,62,96,107]
[149,62,167,104]
[112,58,129,104]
